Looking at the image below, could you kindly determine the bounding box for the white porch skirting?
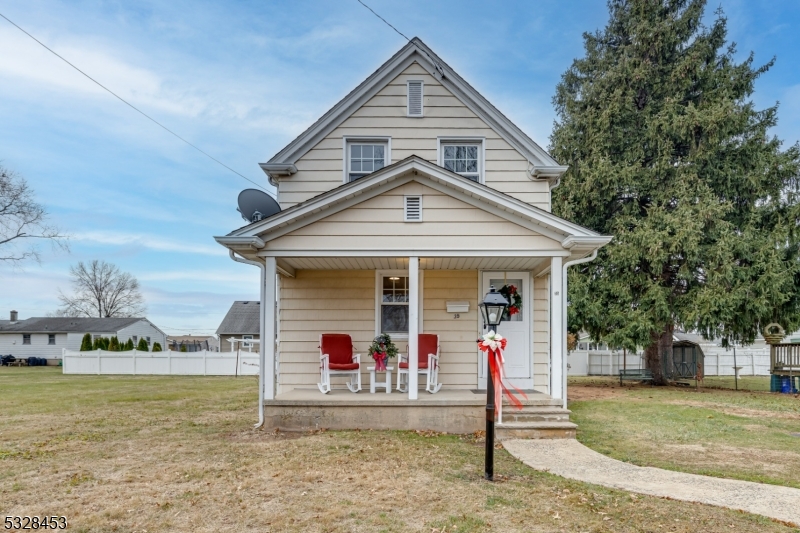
[61,349,259,376]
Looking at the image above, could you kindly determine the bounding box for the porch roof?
[215,157,611,269]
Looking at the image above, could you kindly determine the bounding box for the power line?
[0,12,274,196]
[356,0,411,42]
[355,0,445,78]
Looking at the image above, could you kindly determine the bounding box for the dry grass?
[0,368,794,532]
[569,377,800,489]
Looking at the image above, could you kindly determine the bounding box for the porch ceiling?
[278,256,547,272]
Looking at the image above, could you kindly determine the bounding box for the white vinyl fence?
[62,348,260,376]
[568,346,772,377]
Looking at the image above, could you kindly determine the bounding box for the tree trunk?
[644,324,673,385]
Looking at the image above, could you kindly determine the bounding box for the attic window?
[345,139,388,182]
[407,80,423,117]
[404,196,422,222]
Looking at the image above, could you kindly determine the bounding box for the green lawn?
[0,367,793,532]
[569,377,800,488]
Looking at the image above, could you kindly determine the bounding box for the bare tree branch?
[57,260,147,318]
[0,164,68,264]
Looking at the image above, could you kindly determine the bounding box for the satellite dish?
[237,189,280,223]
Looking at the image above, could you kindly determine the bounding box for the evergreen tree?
[136,338,149,351]
[80,333,92,351]
[180,343,188,353]
[550,0,800,383]
[109,336,120,351]
[123,338,134,351]
[152,342,162,352]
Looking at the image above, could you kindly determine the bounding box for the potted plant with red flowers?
[368,334,398,371]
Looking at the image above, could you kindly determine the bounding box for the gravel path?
[504,439,800,527]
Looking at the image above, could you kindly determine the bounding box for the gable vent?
[407,80,423,117]
[404,195,422,222]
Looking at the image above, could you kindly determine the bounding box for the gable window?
[438,138,484,182]
[348,143,386,182]
[343,137,391,183]
[378,274,409,336]
[23,334,31,345]
[48,334,56,345]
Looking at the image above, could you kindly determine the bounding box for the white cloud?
[72,231,227,256]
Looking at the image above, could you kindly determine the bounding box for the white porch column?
[408,256,419,400]
[262,256,277,401]
[550,256,564,404]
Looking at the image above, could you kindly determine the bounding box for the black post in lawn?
[478,286,509,481]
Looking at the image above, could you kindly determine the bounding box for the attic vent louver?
[404,195,422,222]
[407,80,423,117]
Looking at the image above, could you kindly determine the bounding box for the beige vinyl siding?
[279,62,551,211]
[422,270,478,389]
[278,270,375,392]
[266,182,563,253]
[533,274,550,393]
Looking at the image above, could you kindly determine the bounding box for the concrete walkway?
[503,439,800,527]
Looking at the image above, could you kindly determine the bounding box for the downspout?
[229,249,267,428]
[561,250,598,409]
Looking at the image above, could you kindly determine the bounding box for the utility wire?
[0,12,274,196]
[355,0,445,78]
[356,0,411,42]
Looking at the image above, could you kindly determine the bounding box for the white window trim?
[48,334,56,345]
[242,334,253,349]
[407,79,424,117]
[374,270,423,340]
[437,136,486,184]
[342,136,392,184]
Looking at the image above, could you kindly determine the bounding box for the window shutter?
[404,196,422,222]
[407,81,423,117]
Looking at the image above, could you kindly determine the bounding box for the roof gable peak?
[262,39,559,177]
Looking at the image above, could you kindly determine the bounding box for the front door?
[479,272,533,390]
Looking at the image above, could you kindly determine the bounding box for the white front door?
[479,272,533,390]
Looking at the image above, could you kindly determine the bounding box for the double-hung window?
[23,334,31,345]
[345,139,389,182]
[48,334,56,345]
[379,275,409,336]
[439,139,483,182]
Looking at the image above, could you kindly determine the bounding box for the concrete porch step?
[501,407,572,423]
[496,420,578,440]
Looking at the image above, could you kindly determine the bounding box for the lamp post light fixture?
[478,285,509,481]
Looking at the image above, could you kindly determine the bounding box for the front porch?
[265,388,576,437]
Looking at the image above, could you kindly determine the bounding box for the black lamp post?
[478,285,509,481]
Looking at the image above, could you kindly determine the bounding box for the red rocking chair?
[318,333,362,394]
[396,333,441,394]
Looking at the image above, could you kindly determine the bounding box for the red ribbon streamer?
[477,337,527,415]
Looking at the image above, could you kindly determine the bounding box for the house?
[216,301,260,352]
[0,311,167,363]
[214,38,611,434]
[166,335,220,352]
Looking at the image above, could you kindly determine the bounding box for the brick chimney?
[10,310,18,321]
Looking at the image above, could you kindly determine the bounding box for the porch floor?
[268,388,556,406]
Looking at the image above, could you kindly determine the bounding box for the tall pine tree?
[551,0,800,383]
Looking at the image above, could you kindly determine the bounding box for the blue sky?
[1,0,799,336]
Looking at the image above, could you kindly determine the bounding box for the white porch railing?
[62,348,259,376]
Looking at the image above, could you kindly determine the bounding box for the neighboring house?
[214,38,611,432]
[216,301,260,352]
[0,312,167,361]
[167,335,220,352]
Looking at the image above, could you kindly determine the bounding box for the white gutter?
[229,249,267,428]
[562,250,598,409]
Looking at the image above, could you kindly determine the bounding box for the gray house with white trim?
[0,313,166,362]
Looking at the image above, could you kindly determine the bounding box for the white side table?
[368,366,393,394]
